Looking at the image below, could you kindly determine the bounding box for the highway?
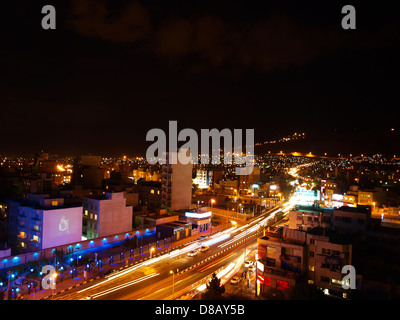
[56,198,296,300]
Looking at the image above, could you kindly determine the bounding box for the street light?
[150,247,155,259]
[51,273,58,300]
[169,270,175,299]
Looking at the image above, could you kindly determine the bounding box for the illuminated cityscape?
[1,150,400,301]
[1,1,399,313]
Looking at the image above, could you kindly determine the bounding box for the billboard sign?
[295,189,320,205]
[42,207,83,249]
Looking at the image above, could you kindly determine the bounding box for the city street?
[52,206,287,300]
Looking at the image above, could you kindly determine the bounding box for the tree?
[201,272,225,300]
[54,249,65,265]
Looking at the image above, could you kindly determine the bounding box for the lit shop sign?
[257,275,271,286]
[276,280,290,290]
[331,193,344,208]
[256,260,264,272]
[185,211,212,219]
[270,185,277,190]
[295,189,320,205]
[332,194,343,201]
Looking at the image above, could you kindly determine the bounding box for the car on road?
[244,261,254,268]
[199,246,209,252]
[230,276,242,285]
[188,250,198,257]
[198,235,208,240]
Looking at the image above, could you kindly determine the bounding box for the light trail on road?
[56,180,302,301]
[87,272,160,300]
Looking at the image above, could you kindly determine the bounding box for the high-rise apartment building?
[193,169,212,189]
[161,151,193,212]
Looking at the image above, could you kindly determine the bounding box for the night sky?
[1,1,399,157]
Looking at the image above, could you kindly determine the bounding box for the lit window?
[151,189,154,194]
[94,214,97,220]
[331,278,343,285]
[51,201,58,206]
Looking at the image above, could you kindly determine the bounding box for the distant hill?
[255,129,400,157]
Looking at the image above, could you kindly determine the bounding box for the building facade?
[193,169,213,189]
[161,151,193,212]
[8,194,82,252]
[185,208,212,234]
[306,229,354,298]
[256,227,357,299]
[82,192,133,240]
[256,228,307,298]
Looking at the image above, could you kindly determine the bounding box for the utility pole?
[7,271,11,300]
[169,270,175,299]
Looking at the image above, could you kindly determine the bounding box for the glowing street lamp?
[150,247,155,259]
[170,270,175,299]
[51,273,58,299]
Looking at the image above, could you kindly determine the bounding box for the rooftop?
[10,198,82,211]
[335,205,371,214]
[307,227,355,244]
[295,205,334,215]
[258,234,306,246]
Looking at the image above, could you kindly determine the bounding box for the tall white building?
[161,150,193,211]
[193,169,212,189]
[82,192,133,239]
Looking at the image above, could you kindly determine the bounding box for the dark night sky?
[1,1,399,157]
